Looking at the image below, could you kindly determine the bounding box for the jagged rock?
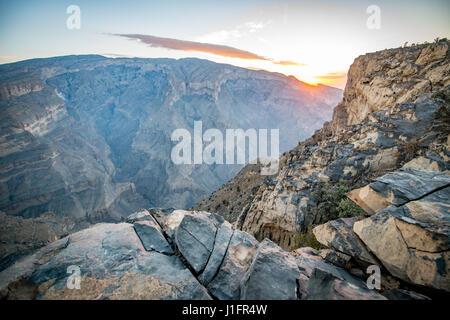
[305,268,387,300]
[319,249,351,268]
[175,212,218,273]
[6,209,425,300]
[198,221,234,285]
[369,168,450,206]
[126,210,153,223]
[0,222,211,300]
[133,220,173,255]
[313,217,377,264]
[343,41,449,126]
[151,209,188,240]
[353,186,450,291]
[240,239,300,300]
[293,247,385,300]
[207,230,259,300]
[403,156,450,173]
[346,185,392,215]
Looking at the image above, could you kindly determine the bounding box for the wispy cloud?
[113,33,306,67]
[115,33,269,60]
[274,60,306,66]
[314,72,347,80]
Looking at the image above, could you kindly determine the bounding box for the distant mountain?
[0,55,341,224]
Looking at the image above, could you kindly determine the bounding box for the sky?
[0,0,449,89]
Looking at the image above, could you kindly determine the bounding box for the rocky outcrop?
[312,167,449,294]
[206,41,450,250]
[341,41,449,127]
[313,217,377,265]
[347,168,450,291]
[347,168,450,213]
[0,209,389,300]
[240,239,300,300]
[292,247,386,300]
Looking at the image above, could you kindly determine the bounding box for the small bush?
[237,186,240,192]
[337,198,365,218]
[294,226,325,250]
[215,204,221,210]
[222,199,229,206]
[312,180,364,223]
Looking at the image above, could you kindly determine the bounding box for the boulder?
[175,212,218,273]
[293,247,386,300]
[198,221,234,285]
[207,230,259,300]
[305,268,387,300]
[313,217,377,264]
[319,249,351,268]
[348,168,450,215]
[0,223,211,300]
[354,187,450,291]
[133,220,173,255]
[240,239,300,300]
[369,168,450,206]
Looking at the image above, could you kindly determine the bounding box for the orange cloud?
[314,72,347,80]
[116,34,269,60]
[114,34,306,67]
[273,60,306,66]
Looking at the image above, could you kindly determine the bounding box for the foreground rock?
[347,168,450,214]
[353,188,450,291]
[240,239,300,300]
[293,247,386,300]
[0,209,390,300]
[313,167,450,293]
[313,217,377,264]
[0,222,210,300]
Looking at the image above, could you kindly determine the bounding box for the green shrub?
[337,198,365,218]
[312,180,364,223]
[293,226,325,250]
[215,204,221,210]
[222,199,229,206]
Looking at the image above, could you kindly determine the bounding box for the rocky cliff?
[0,56,342,270]
[196,40,449,250]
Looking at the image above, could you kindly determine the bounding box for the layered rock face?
[0,55,342,270]
[222,41,450,249]
[0,209,387,300]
